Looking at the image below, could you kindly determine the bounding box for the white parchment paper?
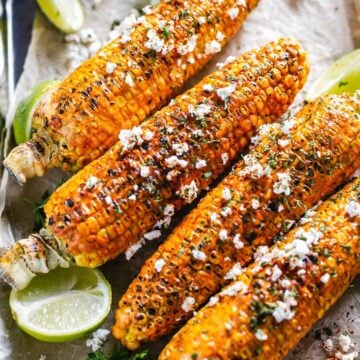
[0,0,359,359]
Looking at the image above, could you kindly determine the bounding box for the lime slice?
[9,266,112,342]
[13,80,59,145]
[37,0,85,34]
[306,49,360,101]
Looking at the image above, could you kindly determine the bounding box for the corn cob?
[0,38,309,290]
[4,0,260,185]
[159,178,360,360]
[113,92,360,350]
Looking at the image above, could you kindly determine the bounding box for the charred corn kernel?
[0,38,308,290]
[4,0,261,185]
[160,179,360,360]
[113,92,360,350]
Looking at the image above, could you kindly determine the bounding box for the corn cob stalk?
[113,92,360,350]
[159,178,360,360]
[0,38,309,290]
[4,0,260,185]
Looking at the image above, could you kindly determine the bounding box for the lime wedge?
[37,0,85,34]
[9,266,112,342]
[306,49,360,101]
[13,80,59,145]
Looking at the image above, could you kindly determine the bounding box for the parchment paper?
[0,0,359,359]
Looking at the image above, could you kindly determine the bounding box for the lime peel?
[306,49,360,101]
[37,0,85,34]
[13,80,60,145]
[10,266,112,342]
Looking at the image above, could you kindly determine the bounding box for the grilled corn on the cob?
[113,92,360,350]
[0,38,309,290]
[4,0,260,185]
[159,178,360,359]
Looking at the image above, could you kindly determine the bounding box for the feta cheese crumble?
[345,200,360,218]
[154,258,166,272]
[202,84,214,92]
[192,249,207,261]
[216,84,236,101]
[125,73,134,87]
[181,296,196,312]
[177,35,197,55]
[165,155,188,168]
[251,199,260,209]
[86,329,110,352]
[86,176,100,189]
[106,62,116,74]
[273,172,292,196]
[320,273,330,283]
[255,329,268,341]
[164,204,175,217]
[227,7,240,19]
[205,40,222,55]
[177,181,199,203]
[219,229,228,241]
[222,187,232,201]
[140,165,150,177]
[195,159,207,169]
[172,143,189,156]
[144,230,162,240]
[221,152,229,165]
[216,31,225,41]
[224,262,243,280]
[233,234,244,249]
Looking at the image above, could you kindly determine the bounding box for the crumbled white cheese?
[220,281,247,297]
[271,265,283,282]
[177,181,199,203]
[219,229,228,241]
[278,204,285,212]
[251,199,260,209]
[164,204,175,217]
[272,300,295,323]
[181,296,196,312]
[86,175,100,189]
[142,5,152,14]
[255,329,268,341]
[237,0,247,6]
[128,194,137,201]
[79,28,97,43]
[345,200,360,218]
[144,230,162,241]
[115,13,138,43]
[216,84,236,101]
[254,245,269,260]
[192,249,207,261]
[294,227,323,247]
[281,119,296,134]
[208,296,219,307]
[172,143,189,156]
[86,329,110,352]
[205,40,222,55]
[177,35,197,55]
[154,258,166,272]
[273,172,292,196]
[221,152,229,165]
[216,31,225,41]
[118,126,143,150]
[222,187,232,201]
[281,278,291,288]
[320,273,330,283]
[198,16,206,24]
[338,334,354,353]
[202,84,214,92]
[104,196,112,205]
[145,29,166,53]
[353,168,360,178]
[323,338,334,353]
[239,154,271,179]
[278,139,290,147]
[335,352,359,360]
[224,262,242,280]
[166,170,178,181]
[125,238,145,260]
[143,130,154,141]
[210,212,219,223]
[125,72,134,87]
[227,7,240,20]
[165,155,188,168]
[140,165,150,177]
[38,356,47,360]
[216,55,237,69]
[193,103,212,117]
[220,207,232,217]
[233,234,244,249]
[195,159,207,169]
